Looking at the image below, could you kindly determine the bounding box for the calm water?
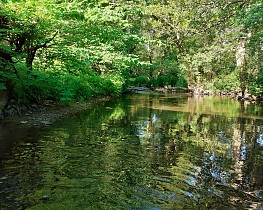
[1,93,263,210]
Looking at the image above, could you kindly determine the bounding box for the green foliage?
[132,76,149,87]
[0,0,145,104]
[149,53,187,87]
[12,69,122,104]
[248,69,263,95]
[243,3,263,50]
[205,71,240,94]
[0,0,263,105]
[0,83,6,90]
[141,0,262,95]
[16,71,123,104]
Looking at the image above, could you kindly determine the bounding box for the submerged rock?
[127,86,152,93]
[40,120,53,125]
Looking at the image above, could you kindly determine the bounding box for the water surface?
[1,93,263,209]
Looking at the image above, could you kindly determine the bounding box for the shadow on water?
[1,93,263,209]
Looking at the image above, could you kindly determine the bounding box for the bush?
[248,69,263,95]
[11,66,123,105]
[12,65,57,104]
[205,71,240,93]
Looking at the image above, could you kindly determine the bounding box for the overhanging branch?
[34,30,58,50]
[151,0,248,37]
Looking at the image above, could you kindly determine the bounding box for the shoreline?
[0,96,112,128]
[1,88,262,128]
[127,86,263,103]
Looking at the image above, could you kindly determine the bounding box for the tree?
[0,0,147,103]
[242,2,263,95]
[0,0,262,106]
[142,0,262,95]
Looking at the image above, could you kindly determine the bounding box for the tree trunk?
[26,47,37,71]
[236,38,247,97]
[147,40,154,83]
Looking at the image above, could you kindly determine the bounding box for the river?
[1,93,263,209]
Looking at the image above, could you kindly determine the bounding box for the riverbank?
[0,96,112,128]
[1,87,262,128]
[126,86,263,103]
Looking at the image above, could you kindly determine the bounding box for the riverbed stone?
[40,120,53,125]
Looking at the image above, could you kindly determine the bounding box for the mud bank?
[0,96,112,128]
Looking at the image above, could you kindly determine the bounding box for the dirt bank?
[0,96,112,128]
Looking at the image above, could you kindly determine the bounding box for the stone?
[40,120,53,125]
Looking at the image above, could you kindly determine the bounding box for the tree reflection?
[1,94,263,209]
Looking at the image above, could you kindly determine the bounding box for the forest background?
[0,0,262,105]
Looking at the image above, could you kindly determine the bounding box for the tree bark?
[26,47,37,71]
[236,38,247,97]
[25,31,58,71]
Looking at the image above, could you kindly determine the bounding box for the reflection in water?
[0,93,263,209]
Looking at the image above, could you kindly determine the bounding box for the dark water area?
[1,93,263,210]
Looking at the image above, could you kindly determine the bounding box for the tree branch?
[151,14,178,30]
[34,31,58,50]
[26,31,58,70]
[200,0,248,33]
[223,0,247,9]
